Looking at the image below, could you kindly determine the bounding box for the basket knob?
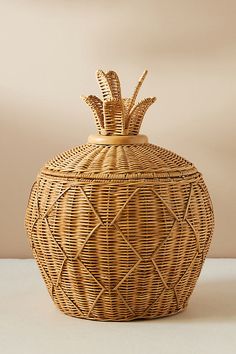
[87,134,148,145]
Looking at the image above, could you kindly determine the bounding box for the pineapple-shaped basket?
[25,70,214,321]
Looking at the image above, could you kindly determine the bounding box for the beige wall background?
[0,0,235,258]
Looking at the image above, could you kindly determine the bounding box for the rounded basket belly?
[25,174,214,321]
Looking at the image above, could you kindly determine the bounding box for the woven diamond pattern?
[25,175,214,320]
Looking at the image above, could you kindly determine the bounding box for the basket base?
[55,303,189,322]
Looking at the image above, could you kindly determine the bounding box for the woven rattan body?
[25,143,214,321]
[25,70,214,321]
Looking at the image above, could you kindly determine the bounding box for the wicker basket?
[25,70,214,321]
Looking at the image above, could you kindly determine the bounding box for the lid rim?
[41,165,198,181]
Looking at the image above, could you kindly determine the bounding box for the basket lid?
[41,143,198,180]
[41,70,199,180]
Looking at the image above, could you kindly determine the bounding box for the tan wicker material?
[25,70,214,321]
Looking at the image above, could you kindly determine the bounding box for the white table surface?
[0,259,235,354]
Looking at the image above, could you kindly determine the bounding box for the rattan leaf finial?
[81,70,156,136]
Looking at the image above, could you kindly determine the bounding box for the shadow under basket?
[25,69,214,321]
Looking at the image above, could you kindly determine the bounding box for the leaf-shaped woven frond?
[97,70,121,101]
[81,95,104,133]
[103,99,125,135]
[122,98,132,119]
[127,70,148,114]
[127,97,156,135]
[82,69,156,135]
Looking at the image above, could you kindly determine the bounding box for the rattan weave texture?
[25,70,214,321]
